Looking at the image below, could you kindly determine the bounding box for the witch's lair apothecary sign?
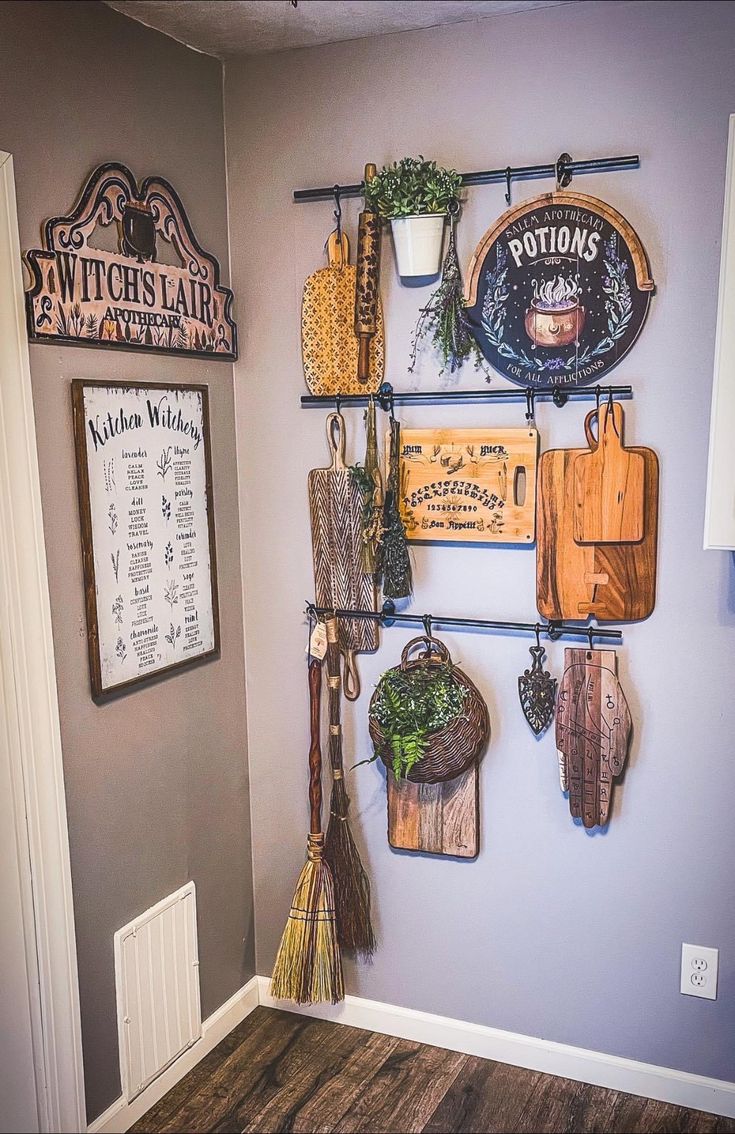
[25,163,237,358]
[464,191,654,388]
[72,381,220,698]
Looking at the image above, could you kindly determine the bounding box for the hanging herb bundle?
[408,214,487,377]
[369,659,467,780]
[378,415,412,599]
[349,398,383,576]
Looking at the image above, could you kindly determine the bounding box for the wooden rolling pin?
[355,163,382,385]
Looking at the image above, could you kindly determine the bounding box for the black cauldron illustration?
[122,203,156,262]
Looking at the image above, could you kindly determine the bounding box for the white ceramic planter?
[390,214,446,277]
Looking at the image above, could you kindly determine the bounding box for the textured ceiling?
[105,0,574,58]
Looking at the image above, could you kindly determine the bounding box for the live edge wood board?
[388,766,479,858]
[396,428,539,544]
[72,380,220,699]
[25,163,237,359]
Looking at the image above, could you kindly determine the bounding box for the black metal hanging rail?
[293,153,639,203]
[307,600,622,643]
[301,381,632,411]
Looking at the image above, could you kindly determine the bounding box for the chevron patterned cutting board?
[308,413,378,695]
[301,231,384,396]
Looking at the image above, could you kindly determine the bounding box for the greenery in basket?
[369,660,467,781]
[365,157,462,219]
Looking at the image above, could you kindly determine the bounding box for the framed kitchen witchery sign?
[464,191,654,387]
[72,380,220,698]
[25,163,237,358]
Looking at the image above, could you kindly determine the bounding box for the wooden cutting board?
[555,648,632,828]
[301,231,384,396]
[308,412,377,698]
[396,427,539,544]
[573,402,645,543]
[537,420,658,621]
[387,766,479,858]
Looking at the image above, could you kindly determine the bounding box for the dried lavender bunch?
[409,220,487,377]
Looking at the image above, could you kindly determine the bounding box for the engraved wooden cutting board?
[387,766,479,858]
[536,419,658,621]
[395,427,539,544]
[308,412,377,698]
[301,231,384,396]
[555,648,632,828]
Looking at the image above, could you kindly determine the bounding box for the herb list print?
[464,191,654,387]
[72,381,219,698]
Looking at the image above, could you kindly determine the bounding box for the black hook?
[505,166,512,206]
[332,185,343,243]
[594,384,602,419]
[525,387,535,425]
[588,626,595,650]
[423,614,433,640]
[607,386,615,413]
[534,623,541,650]
[556,152,573,189]
[334,392,342,415]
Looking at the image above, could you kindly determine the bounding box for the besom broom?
[270,654,344,1004]
[324,615,376,957]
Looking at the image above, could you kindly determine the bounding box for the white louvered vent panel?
[114,882,201,1101]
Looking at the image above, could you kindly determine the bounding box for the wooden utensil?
[301,229,384,396]
[396,427,539,544]
[536,415,658,621]
[387,767,479,858]
[573,401,645,543]
[555,648,632,829]
[308,413,378,698]
[355,163,382,385]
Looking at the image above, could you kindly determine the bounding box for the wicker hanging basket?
[369,636,490,784]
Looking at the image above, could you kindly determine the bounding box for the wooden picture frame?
[704,114,735,550]
[72,379,220,699]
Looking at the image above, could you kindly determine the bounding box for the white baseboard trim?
[89,972,735,1131]
[88,975,259,1134]
[258,976,735,1120]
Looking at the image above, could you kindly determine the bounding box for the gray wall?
[0,2,254,1123]
[226,0,735,1083]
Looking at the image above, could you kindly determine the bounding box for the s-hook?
[332,184,342,242]
[505,166,512,206]
[556,152,573,190]
[525,387,536,426]
[422,613,433,640]
[587,626,595,650]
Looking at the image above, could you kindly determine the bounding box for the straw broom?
[324,616,376,957]
[270,656,344,1004]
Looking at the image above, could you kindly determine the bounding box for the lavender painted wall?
[226,0,735,1081]
[0,2,254,1122]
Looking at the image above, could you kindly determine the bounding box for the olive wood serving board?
[573,402,645,543]
[301,230,384,396]
[536,421,658,622]
[396,427,539,544]
[555,648,632,829]
[387,766,479,858]
[308,412,377,698]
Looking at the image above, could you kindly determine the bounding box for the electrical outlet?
[681,943,719,1000]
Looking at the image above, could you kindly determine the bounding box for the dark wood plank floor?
[130,1006,735,1134]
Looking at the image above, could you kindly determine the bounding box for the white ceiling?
[105,0,574,58]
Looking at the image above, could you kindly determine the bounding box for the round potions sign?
[464,192,654,387]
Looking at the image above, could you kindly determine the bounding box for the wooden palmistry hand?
[555,648,632,829]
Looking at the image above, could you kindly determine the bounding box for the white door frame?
[0,149,86,1131]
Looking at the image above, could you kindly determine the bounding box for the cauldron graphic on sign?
[524,275,585,348]
[464,192,654,388]
[121,203,156,262]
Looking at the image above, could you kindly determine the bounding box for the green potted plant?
[365,157,462,278]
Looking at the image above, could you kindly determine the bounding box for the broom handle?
[325,617,344,775]
[308,657,323,836]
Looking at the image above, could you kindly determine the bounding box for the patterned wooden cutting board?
[308,412,378,698]
[302,231,384,396]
